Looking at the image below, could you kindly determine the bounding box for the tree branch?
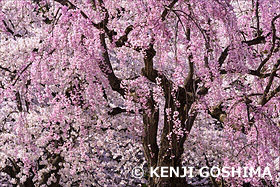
[266,84,280,103]
[242,35,265,46]
[259,59,280,105]
[54,0,75,9]
[0,65,12,72]
[99,33,125,95]
[255,0,261,36]
[257,14,280,72]
[161,0,178,21]
[115,25,133,47]
[218,46,229,67]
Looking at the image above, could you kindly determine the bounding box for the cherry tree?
[0,0,279,186]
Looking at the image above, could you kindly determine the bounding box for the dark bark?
[242,36,265,46]
[142,95,159,169]
[142,50,196,187]
[218,46,229,67]
[161,0,178,21]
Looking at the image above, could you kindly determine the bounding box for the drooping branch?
[99,33,125,95]
[266,84,280,103]
[12,62,32,86]
[255,0,261,37]
[54,0,134,46]
[53,0,127,97]
[257,14,280,72]
[171,10,191,42]
[54,0,109,31]
[174,9,209,48]
[260,59,280,105]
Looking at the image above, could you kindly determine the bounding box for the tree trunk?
[142,83,196,187]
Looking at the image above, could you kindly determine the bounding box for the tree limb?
[257,14,280,72]
[115,25,133,47]
[0,65,12,72]
[99,33,125,95]
[218,46,229,67]
[242,35,265,46]
[161,0,178,21]
[259,59,280,105]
